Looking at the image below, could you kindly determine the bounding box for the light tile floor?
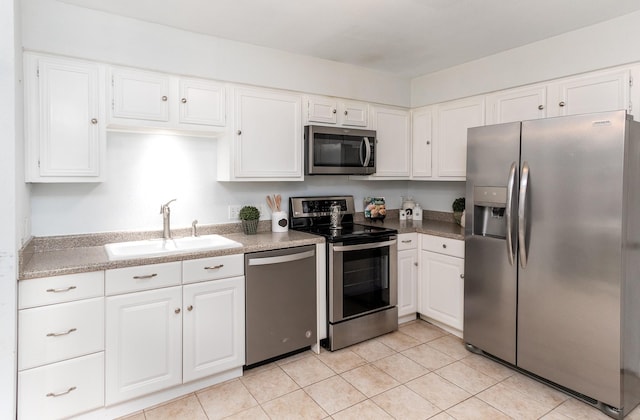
[119,319,640,420]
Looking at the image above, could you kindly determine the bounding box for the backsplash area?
[29,133,464,236]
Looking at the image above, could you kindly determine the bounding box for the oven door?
[328,236,397,324]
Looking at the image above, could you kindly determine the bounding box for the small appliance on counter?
[289,195,398,351]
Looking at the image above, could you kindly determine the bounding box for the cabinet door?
[435,96,485,179]
[548,69,630,117]
[307,96,337,124]
[183,277,245,382]
[111,68,170,122]
[371,106,411,178]
[24,53,105,182]
[105,286,182,405]
[178,78,226,127]
[339,100,368,126]
[419,250,464,331]
[398,249,418,318]
[486,85,546,124]
[234,87,302,179]
[411,106,434,179]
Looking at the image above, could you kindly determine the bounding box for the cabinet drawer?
[182,254,244,284]
[19,271,104,309]
[18,352,104,420]
[421,235,464,258]
[398,233,418,251]
[105,261,181,295]
[19,297,104,370]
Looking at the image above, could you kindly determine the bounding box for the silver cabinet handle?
[90,118,98,124]
[559,101,565,107]
[506,161,517,266]
[47,328,77,337]
[518,161,530,268]
[133,273,157,280]
[187,305,193,311]
[203,264,224,270]
[46,386,76,398]
[46,286,76,293]
[538,105,544,110]
[175,308,181,314]
[161,96,168,101]
[401,240,412,243]
[181,98,187,103]
[248,250,315,266]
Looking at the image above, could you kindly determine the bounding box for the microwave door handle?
[360,137,372,167]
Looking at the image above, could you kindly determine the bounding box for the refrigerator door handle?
[518,161,530,268]
[506,162,517,266]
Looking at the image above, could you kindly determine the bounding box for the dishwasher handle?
[247,249,315,266]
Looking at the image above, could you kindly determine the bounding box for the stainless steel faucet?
[160,199,176,239]
[191,219,198,237]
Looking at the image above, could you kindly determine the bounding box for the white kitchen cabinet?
[182,276,245,382]
[105,286,183,405]
[547,68,631,117]
[305,96,368,127]
[418,235,464,336]
[339,100,369,126]
[397,233,418,321]
[434,96,485,179]
[218,86,303,181]
[109,67,226,134]
[485,85,547,124]
[369,105,411,178]
[411,106,434,179]
[306,96,338,124]
[24,52,106,182]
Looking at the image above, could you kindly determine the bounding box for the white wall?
[411,10,640,106]
[21,0,410,107]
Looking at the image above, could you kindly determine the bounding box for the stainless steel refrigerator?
[464,110,640,418]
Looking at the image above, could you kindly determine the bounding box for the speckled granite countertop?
[19,212,463,280]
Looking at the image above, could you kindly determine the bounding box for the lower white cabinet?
[418,235,465,335]
[397,233,418,319]
[183,277,245,383]
[105,286,183,405]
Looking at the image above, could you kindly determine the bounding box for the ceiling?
[59,0,640,78]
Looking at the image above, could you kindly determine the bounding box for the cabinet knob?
[426,141,431,145]
[90,118,98,124]
[181,98,187,103]
[460,274,465,279]
[237,130,242,135]
[442,244,447,248]
[162,96,168,101]
[538,105,544,110]
[175,308,181,314]
[559,101,565,107]
[414,262,418,267]
[344,110,348,116]
[187,305,193,311]
[332,109,337,114]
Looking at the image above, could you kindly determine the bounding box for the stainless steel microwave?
[304,125,376,175]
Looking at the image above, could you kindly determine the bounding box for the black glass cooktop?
[295,223,396,242]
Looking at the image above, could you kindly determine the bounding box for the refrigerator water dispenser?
[473,186,507,239]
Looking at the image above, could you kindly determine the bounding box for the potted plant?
[452,197,465,226]
[239,205,260,235]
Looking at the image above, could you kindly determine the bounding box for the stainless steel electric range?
[289,195,398,351]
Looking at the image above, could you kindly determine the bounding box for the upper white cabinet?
[547,68,630,117]
[411,106,434,179]
[218,86,303,181]
[305,96,368,127]
[486,85,547,124]
[434,96,485,179]
[108,67,226,134]
[24,53,106,183]
[370,105,411,178]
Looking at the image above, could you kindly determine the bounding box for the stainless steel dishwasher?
[245,245,317,366]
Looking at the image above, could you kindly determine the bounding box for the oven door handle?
[332,239,396,252]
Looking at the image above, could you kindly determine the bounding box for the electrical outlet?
[229,204,271,220]
[228,205,242,220]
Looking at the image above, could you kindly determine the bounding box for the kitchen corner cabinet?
[217,86,303,181]
[305,96,369,127]
[418,235,464,336]
[411,106,434,179]
[397,233,418,321]
[370,105,411,178]
[24,53,106,182]
[434,96,485,179]
[108,67,226,134]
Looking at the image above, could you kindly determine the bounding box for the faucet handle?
[191,219,198,237]
[160,199,177,214]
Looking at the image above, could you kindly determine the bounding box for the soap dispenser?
[413,203,423,221]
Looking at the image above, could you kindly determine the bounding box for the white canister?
[413,204,422,221]
[399,209,407,221]
[271,211,288,232]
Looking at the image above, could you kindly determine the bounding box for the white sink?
[105,234,243,260]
